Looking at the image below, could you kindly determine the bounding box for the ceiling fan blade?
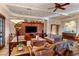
[59,7,66,10]
[53,8,57,12]
[61,3,70,6]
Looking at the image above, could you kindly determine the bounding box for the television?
[25,26,37,33]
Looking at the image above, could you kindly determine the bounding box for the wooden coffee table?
[11,46,31,56]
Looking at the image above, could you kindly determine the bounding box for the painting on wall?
[63,20,76,33]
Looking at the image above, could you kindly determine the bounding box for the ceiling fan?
[48,3,70,12]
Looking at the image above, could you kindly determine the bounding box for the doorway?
[51,24,59,35]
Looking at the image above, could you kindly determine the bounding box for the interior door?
[0,17,5,49]
[51,24,59,35]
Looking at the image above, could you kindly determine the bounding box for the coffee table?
[11,46,30,56]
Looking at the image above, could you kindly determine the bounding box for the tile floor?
[0,44,9,56]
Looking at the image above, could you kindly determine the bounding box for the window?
[64,20,76,33]
[0,14,5,48]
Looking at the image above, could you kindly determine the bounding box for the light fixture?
[53,12,68,16]
[10,19,24,24]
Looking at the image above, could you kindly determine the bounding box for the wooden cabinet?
[0,14,5,49]
[51,24,59,35]
[62,32,76,40]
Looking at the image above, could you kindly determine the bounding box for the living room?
[0,3,79,56]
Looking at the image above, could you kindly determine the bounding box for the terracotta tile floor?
[0,44,9,56]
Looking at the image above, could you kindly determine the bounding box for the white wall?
[5,18,10,44]
[61,18,79,35]
[75,19,79,35]
[48,19,62,35]
[49,16,79,35]
[46,19,51,34]
[0,5,11,44]
[44,20,47,33]
[9,21,16,34]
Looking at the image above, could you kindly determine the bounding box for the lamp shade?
[14,23,22,29]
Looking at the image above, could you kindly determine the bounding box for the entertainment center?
[18,22,44,35]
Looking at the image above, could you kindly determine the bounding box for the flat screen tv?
[25,26,37,33]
